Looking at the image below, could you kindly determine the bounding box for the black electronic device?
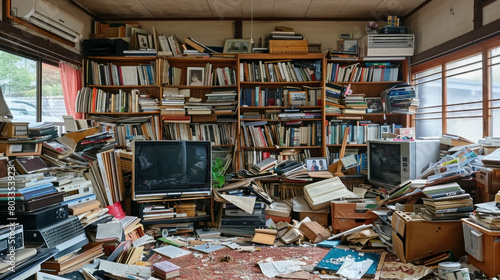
[0,203,68,230]
[0,224,24,256]
[133,140,212,200]
[0,192,64,212]
[24,215,88,259]
[82,38,129,56]
[220,216,266,226]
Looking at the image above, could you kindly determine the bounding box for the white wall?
[406,0,500,53]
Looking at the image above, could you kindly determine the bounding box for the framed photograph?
[187,67,205,86]
[344,39,358,53]
[136,33,149,49]
[289,91,307,106]
[223,39,252,53]
[337,40,344,51]
[365,97,383,113]
[306,157,328,172]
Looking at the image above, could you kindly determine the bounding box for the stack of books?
[342,93,367,114]
[420,182,474,221]
[205,89,238,115]
[325,83,345,114]
[469,201,500,230]
[138,94,160,112]
[382,84,419,114]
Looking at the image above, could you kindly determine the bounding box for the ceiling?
[72,0,430,21]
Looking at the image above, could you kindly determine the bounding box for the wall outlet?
[339,33,351,39]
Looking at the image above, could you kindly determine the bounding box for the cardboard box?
[462,218,500,278]
[175,202,196,217]
[330,201,378,233]
[391,211,465,263]
[475,167,500,203]
[293,197,329,226]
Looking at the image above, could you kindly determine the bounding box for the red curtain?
[59,62,83,119]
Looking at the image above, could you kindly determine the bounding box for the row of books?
[326,121,402,145]
[84,60,156,86]
[241,121,322,148]
[160,59,237,86]
[163,123,236,145]
[76,87,159,114]
[91,115,161,146]
[242,149,310,170]
[239,60,321,82]
[326,62,401,83]
[240,86,322,107]
[327,151,368,173]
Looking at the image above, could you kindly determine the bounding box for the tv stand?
[132,195,214,226]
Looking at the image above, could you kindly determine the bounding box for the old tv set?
[367,139,440,188]
[132,140,212,200]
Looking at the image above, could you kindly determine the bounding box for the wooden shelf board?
[87,111,160,115]
[161,85,237,89]
[240,81,323,86]
[87,85,158,88]
[241,118,322,121]
[241,146,321,149]
[241,106,322,110]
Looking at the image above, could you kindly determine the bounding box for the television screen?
[369,142,402,186]
[133,140,211,198]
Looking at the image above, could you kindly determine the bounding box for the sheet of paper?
[337,258,374,279]
[219,193,256,214]
[341,154,358,169]
[36,272,70,280]
[99,259,151,278]
[153,245,192,258]
[191,244,225,253]
[380,262,433,279]
[258,260,305,278]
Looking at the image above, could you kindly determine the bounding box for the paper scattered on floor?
[380,262,433,279]
[258,260,306,278]
[336,258,373,279]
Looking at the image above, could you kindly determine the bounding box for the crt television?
[367,139,440,188]
[132,140,212,200]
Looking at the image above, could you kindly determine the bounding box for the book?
[153,261,180,279]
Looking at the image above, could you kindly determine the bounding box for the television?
[367,139,440,188]
[132,140,212,200]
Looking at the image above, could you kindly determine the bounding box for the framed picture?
[344,39,358,53]
[187,67,205,86]
[306,157,328,172]
[289,91,307,106]
[365,97,383,113]
[337,40,344,51]
[136,33,149,49]
[223,39,252,53]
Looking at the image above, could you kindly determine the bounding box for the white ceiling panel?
[74,0,428,19]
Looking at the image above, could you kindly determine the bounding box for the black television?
[132,140,212,200]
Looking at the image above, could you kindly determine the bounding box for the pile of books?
[325,83,346,114]
[420,182,473,221]
[469,201,500,230]
[381,84,419,114]
[342,93,367,114]
[206,89,238,115]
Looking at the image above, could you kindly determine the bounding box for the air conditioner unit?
[11,0,84,43]
[360,34,415,57]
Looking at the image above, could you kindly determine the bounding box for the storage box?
[475,167,500,203]
[269,40,308,54]
[330,200,378,233]
[461,218,500,278]
[391,211,465,263]
[292,197,329,226]
[174,202,196,217]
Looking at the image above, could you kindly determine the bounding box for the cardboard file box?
[391,211,465,263]
[461,218,500,278]
[175,202,196,217]
[330,201,378,233]
[475,167,500,203]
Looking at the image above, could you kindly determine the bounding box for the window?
[412,37,500,143]
[0,49,66,123]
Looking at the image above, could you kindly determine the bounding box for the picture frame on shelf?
[187,67,205,86]
[136,33,149,49]
[289,91,307,106]
[344,39,358,53]
[223,39,252,53]
[365,97,383,113]
[337,40,344,51]
[306,157,328,172]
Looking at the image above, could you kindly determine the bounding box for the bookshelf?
[159,57,238,173]
[324,57,411,173]
[237,53,326,170]
[80,56,163,145]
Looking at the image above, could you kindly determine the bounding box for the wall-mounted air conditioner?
[11,0,84,43]
[360,34,415,57]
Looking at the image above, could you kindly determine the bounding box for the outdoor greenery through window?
[0,49,65,123]
[412,38,500,143]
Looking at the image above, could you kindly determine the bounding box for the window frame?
[411,35,500,138]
